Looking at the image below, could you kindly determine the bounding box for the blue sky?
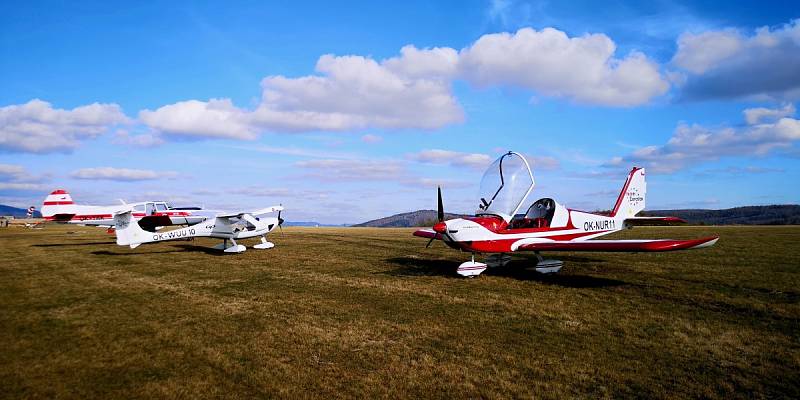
[1,0,799,224]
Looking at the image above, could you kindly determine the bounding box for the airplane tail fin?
[41,189,77,219]
[612,167,646,219]
[113,210,147,249]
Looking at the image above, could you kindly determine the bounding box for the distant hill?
[0,204,42,218]
[356,205,800,227]
[353,210,468,227]
[284,221,349,227]
[642,205,800,225]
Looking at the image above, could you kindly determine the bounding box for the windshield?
[476,152,535,219]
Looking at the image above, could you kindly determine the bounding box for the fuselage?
[434,206,622,254]
[135,216,280,244]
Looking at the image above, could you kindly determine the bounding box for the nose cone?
[433,221,447,234]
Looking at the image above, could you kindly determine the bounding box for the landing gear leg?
[457,253,488,277]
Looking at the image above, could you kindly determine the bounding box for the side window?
[146,203,156,215]
[133,204,145,213]
[156,203,167,212]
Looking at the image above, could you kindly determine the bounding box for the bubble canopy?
[476,152,535,220]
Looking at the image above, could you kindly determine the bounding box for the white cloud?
[673,19,800,100]
[743,103,796,125]
[140,53,465,138]
[458,27,669,106]
[383,45,459,79]
[609,104,800,173]
[139,27,672,142]
[672,29,744,74]
[411,149,492,169]
[252,54,464,131]
[138,99,256,140]
[0,99,129,153]
[70,167,178,181]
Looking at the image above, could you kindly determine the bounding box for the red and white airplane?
[414,151,719,277]
[41,189,211,232]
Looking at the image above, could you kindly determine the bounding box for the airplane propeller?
[277,206,284,236]
[426,186,445,248]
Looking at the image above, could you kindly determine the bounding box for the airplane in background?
[414,151,719,277]
[41,189,212,232]
[113,205,284,253]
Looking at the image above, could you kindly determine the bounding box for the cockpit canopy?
[476,151,535,220]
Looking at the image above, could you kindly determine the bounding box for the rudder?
[612,167,646,218]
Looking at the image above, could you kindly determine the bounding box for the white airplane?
[113,205,284,253]
[414,151,718,277]
[41,189,211,231]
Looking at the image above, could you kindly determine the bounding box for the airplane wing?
[515,236,718,252]
[413,229,443,240]
[216,205,283,218]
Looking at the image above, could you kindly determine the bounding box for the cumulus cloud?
[383,45,459,79]
[609,104,800,173]
[139,99,256,140]
[139,27,671,141]
[70,167,178,181]
[0,99,129,153]
[251,54,464,131]
[458,27,669,106]
[673,19,800,100]
[140,53,464,139]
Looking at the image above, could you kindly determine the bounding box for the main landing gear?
[533,251,563,274]
[212,238,246,253]
[456,252,563,277]
[253,236,275,249]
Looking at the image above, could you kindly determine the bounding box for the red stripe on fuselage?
[462,230,610,253]
[43,201,74,205]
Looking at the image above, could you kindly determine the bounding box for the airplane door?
[146,202,156,215]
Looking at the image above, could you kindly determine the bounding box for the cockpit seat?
[511,198,556,229]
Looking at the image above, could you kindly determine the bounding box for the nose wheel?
[457,254,487,277]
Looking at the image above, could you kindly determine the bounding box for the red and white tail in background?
[41,189,77,220]
[612,167,646,219]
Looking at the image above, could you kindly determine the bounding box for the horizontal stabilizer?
[516,236,718,252]
[624,216,686,225]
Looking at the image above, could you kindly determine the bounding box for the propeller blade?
[437,186,444,222]
[277,209,284,236]
[426,237,435,248]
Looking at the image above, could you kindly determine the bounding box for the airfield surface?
[1,225,798,398]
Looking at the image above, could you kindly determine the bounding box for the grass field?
[1,225,798,398]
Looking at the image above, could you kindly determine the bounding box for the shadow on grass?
[384,256,627,288]
[91,249,187,256]
[90,244,227,256]
[33,241,115,247]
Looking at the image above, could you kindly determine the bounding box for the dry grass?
[0,224,798,399]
